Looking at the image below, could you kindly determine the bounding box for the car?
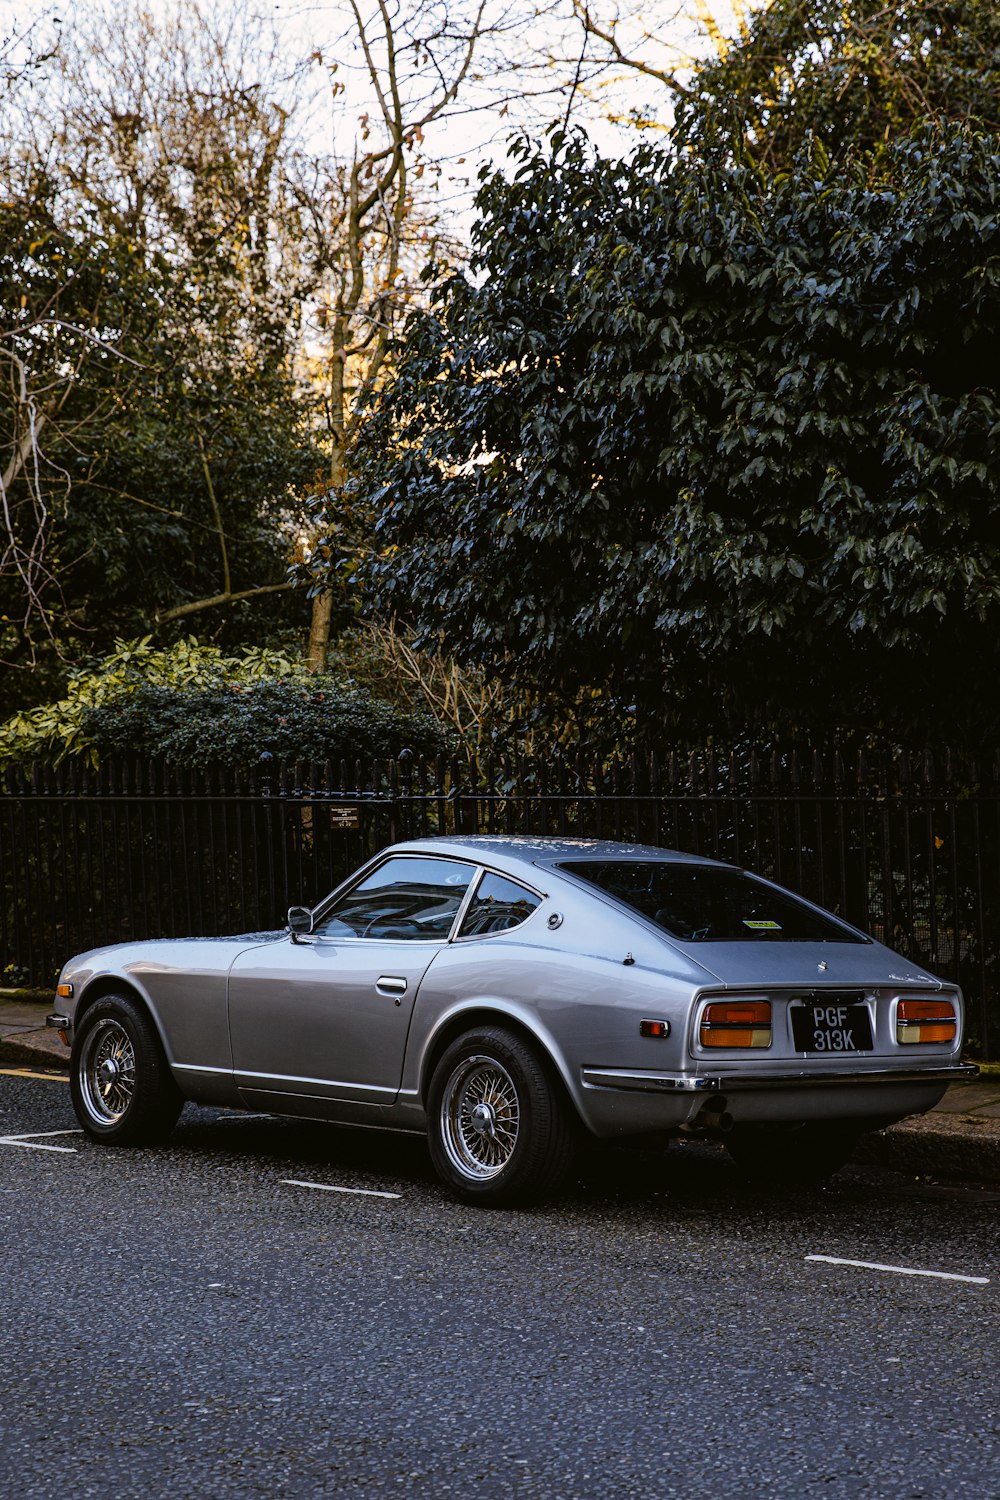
[48,836,977,1203]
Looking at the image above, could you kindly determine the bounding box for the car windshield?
[559,861,862,943]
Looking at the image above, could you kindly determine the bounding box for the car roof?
[388,835,728,873]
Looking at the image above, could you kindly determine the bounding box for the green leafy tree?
[0,4,326,709]
[327,127,1000,743]
[688,0,1000,168]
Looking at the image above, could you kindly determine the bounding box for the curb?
[852,1117,1000,1185]
[0,1033,70,1071]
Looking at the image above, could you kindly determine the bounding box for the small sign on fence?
[329,806,360,830]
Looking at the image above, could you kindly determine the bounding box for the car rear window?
[558,861,862,943]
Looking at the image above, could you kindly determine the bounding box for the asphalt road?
[1,1069,997,1500]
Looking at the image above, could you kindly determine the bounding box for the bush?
[82,678,448,767]
[0,636,449,768]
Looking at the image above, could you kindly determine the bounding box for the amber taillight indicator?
[700,1000,771,1049]
[896,998,957,1044]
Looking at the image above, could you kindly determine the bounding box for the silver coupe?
[49,837,976,1202]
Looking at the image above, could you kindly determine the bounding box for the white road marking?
[806,1254,989,1286]
[281,1178,402,1199]
[0,1129,82,1153]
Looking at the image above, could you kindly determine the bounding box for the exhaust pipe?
[682,1095,734,1136]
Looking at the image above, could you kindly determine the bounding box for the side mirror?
[287,905,314,942]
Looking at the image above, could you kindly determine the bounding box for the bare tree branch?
[155,581,293,623]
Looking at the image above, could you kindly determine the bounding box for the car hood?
[666,938,946,990]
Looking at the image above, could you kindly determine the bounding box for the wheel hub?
[98,1057,120,1088]
[470,1101,495,1137]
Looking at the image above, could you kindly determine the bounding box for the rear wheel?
[725,1121,860,1186]
[427,1027,575,1205]
[71,994,183,1146]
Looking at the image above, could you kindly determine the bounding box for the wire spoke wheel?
[79,1018,137,1125]
[70,994,182,1145]
[428,1027,576,1204]
[440,1054,521,1181]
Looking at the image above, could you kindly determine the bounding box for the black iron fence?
[2,748,998,1058]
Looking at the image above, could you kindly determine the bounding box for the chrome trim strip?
[705,1064,979,1091]
[173,1064,234,1076]
[449,868,485,939]
[581,1063,978,1095]
[233,1068,397,1095]
[581,1069,719,1094]
[46,1013,70,1030]
[296,935,445,948]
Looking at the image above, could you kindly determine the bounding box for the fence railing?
[2,748,998,1058]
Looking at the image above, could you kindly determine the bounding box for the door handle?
[376,976,407,995]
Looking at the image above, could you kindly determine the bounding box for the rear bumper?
[581,1062,979,1094]
[576,1061,978,1137]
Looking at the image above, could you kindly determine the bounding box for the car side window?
[458,872,541,938]
[313,856,476,941]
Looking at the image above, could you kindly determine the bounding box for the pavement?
[3,991,999,1183]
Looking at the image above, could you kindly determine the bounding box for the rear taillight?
[700,1000,771,1049]
[896,998,957,1045]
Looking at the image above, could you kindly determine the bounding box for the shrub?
[0,636,448,767]
[82,678,447,767]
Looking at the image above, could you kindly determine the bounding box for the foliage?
[0,635,446,768]
[2,0,552,692]
[687,0,1000,168]
[0,5,329,699]
[331,126,1000,743]
[0,638,303,765]
[82,681,448,769]
[325,621,505,753]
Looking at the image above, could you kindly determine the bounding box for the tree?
[3,0,653,702]
[293,0,577,670]
[0,4,334,708]
[291,0,486,668]
[0,160,166,693]
[687,0,1000,168]
[328,127,1000,743]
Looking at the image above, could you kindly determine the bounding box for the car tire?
[725,1121,860,1186]
[70,993,183,1146]
[427,1027,576,1205]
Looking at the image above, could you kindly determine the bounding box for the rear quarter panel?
[403,899,713,1129]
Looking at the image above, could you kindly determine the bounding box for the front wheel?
[725,1121,860,1186]
[71,994,183,1146]
[427,1027,575,1205]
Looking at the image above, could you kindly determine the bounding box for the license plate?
[791,1000,873,1054]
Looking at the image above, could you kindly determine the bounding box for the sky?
[1,0,748,235]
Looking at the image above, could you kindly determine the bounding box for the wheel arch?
[74,977,174,1066]
[418,1006,584,1129]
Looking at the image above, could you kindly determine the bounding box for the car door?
[227,854,477,1113]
